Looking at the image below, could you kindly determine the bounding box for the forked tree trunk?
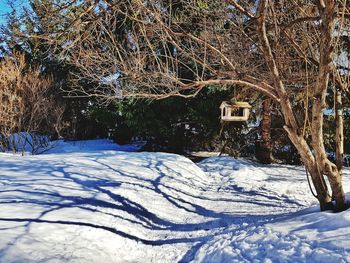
[307,164,333,211]
[285,93,346,211]
[285,128,333,210]
[257,0,346,211]
[286,101,346,211]
[284,104,346,211]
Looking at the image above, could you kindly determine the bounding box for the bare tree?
[0,53,65,154]
[44,0,350,210]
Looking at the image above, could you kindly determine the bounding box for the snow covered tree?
[24,0,350,211]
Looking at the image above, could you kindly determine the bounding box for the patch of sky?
[0,0,29,26]
[0,0,11,26]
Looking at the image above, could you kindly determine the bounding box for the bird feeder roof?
[220,101,252,109]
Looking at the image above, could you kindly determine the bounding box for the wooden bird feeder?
[220,101,252,122]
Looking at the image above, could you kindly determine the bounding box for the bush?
[0,54,65,154]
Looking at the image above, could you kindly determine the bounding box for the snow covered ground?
[0,139,349,262]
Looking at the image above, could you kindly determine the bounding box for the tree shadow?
[0,151,304,261]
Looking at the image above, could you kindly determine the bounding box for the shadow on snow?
[0,151,305,261]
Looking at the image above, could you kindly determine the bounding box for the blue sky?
[0,0,11,25]
[0,0,28,26]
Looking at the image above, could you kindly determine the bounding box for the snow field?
[0,140,349,262]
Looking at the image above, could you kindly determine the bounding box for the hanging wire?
[303,55,309,137]
[302,56,318,198]
[219,120,226,137]
[301,56,328,199]
[231,86,237,104]
[305,166,318,198]
[218,121,228,156]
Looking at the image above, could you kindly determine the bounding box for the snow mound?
[0,145,222,262]
[199,157,315,207]
[1,142,350,262]
[194,158,350,263]
[194,207,350,263]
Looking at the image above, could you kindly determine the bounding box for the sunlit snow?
[0,140,349,262]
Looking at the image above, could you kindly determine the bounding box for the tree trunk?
[257,98,273,164]
[308,164,333,211]
[284,126,333,210]
[256,0,346,211]
[309,91,346,211]
[335,90,344,172]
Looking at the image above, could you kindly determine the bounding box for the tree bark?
[308,164,333,211]
[284,126,333,210]
[255,0,338,210]
[257,98,273,164]
[310,1,346,211]
[265,0,346,211]
[335,90,344,172]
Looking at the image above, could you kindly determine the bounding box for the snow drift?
[0,140,349,262]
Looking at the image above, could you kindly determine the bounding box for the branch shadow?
[0,151,303,261]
